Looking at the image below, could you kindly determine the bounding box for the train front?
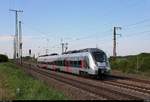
[91,49,111,76]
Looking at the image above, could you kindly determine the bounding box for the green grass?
[110,53,150,77]
[0,62,68,100]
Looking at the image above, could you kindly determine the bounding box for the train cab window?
[92,52,106,62]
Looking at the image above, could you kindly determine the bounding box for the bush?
[0,54,8,62]
[139,57,150,72]
[109,53,150,74]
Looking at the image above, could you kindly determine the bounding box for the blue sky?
[0,0,150,58]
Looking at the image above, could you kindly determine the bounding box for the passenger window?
[70,61,73,67]
[79,61,82,67]
[75,61,77,67]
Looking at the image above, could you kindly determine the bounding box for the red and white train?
[37,48,111,77]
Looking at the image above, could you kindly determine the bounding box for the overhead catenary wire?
[21,16,150,56]
[23,18,150,43]
[64,18,150,44]
[120,30,150,39]
[122,18,150,28]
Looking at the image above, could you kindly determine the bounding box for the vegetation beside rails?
[110,53,150,77]
[0,62,68,100]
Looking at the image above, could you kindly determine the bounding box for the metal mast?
[113,27,121,59]
[19,21,23,64]
[9,9,23,60]
[61,38,64,54]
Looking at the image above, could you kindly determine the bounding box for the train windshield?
[92,52,106,62]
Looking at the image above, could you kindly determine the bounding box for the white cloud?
[0,35,14,41]
[0,34,150,59]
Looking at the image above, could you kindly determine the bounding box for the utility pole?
[46,49,48,55]
[13,35,16,59]
[65,43,68,52]
[113,27,121,60]
[46,39,49,55]
[61,38,68,54]
[61,43,64,54]
[9,9,23,60]
[38,46,41,57]
[29,49,31,57]
[61,38,64,54]
[19,21,23,64]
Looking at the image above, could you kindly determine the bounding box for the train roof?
[62,48,103,55]
[39,53,58,57]
[38,48,104,58]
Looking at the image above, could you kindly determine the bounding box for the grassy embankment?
[0,62,68,100]
[110,53,150,77]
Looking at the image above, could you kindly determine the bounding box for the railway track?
[103,75,150,94]
[19,62,150,100]
[103,80,150,95]
[108,74,150,85]
[26,66,139,100]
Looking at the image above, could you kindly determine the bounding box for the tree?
[0,54,8,62]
